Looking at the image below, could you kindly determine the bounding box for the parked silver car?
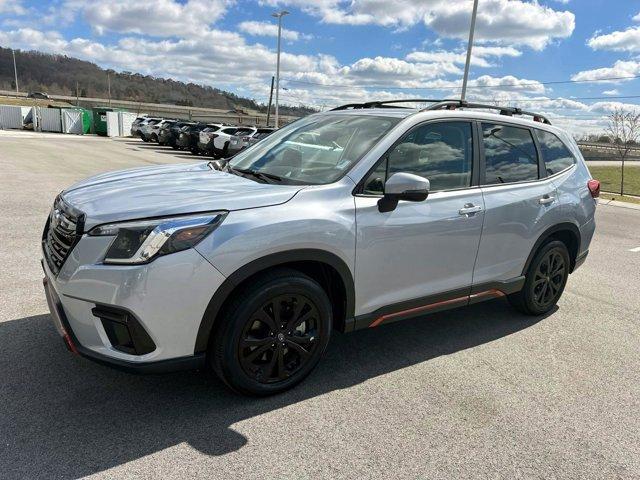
[42,99,598,395]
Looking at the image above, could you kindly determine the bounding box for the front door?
[354,120,484,322]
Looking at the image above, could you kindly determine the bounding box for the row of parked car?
[130,117,275,158]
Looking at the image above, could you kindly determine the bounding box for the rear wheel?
[210,269,332,396]
[151,133,158,142]
[508,240,570,315]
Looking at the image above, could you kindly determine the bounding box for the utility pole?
[107,73,111,107]
[12,48,19,94]
[76,81,79,106]
[461,0,479,101]
[266,76,275,127]
[272,10,289,128]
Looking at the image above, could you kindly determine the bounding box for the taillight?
[587,179,600,198]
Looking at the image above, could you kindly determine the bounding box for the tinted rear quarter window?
[536,129,575,175]
[482,123,538,185]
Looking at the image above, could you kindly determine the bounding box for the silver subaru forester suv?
[42,100,598,395]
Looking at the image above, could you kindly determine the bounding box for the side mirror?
[378,172,430,212]
[384,172,430,202]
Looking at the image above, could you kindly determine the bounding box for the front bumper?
[43,273,206,373]
[41,236,226,373]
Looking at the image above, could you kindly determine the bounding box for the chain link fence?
[580,144,640,197]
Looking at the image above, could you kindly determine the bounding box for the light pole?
[272,10,289,128]
[461,0,479,101]
[12,48,19,94]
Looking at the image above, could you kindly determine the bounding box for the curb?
[598,198,640,211]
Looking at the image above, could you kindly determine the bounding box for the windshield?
[229,114,400,185]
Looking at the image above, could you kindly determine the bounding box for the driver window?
[389,122,473,191]
[362,121,473,194]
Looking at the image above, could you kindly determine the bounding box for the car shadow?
[0,300,552,479]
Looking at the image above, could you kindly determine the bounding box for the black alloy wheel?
[210,268,332,396]
[531,249,566,310]
[508,240,570,315]
[238,294,321,384]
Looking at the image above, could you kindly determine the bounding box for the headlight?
[89,212,226,264]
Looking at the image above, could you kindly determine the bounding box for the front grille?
[42,196,84,275]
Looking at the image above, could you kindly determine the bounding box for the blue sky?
[1,0,639,135]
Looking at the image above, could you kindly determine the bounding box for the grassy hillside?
[0,47,315,116]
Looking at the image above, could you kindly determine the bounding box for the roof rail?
[330,99,456,111]
[330,98,551,124]
[422,100,552,125]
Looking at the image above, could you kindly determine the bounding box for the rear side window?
[482,123,538,185]
[536,130,575,175]
[236,128,255,136]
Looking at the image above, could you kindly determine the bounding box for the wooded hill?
[0,47,316,116]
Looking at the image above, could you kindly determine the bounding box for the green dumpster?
[92,107,115,136]
[79,108,92,133]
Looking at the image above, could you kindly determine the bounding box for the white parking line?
[629,246,640,252]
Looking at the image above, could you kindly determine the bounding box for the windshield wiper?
[230,167,284,184]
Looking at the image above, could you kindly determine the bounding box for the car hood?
[62,162,304,230]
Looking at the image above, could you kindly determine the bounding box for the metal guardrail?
[0,89,299,126]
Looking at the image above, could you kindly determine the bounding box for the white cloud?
[633,11,640,22]
[339,56,461,85]
[423,0,575,50]
[602,89,620,96]
[0,0,26,15]
[262,0,575,50]
[406,46,521,68]
[238,20,311,41]
[571,60,640,83]
[76,0,234,37]
[587,26,640,52]
[469,74,546,94]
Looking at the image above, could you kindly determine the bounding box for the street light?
[12,48,19,94]
[272,10,289,128]
[461,0,479,101]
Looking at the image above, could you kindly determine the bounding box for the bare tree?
[606,107,640,196]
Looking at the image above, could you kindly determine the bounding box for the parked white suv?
[42,100,598,395]
[208,126,257,158]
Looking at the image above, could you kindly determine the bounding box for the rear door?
[473,121,563,288]
[354,120,485,318]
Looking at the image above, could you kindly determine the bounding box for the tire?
[151,134,158,142]
[190,147,199,155]
[210,268,332,396]
[508,240,570,315]
[141,136,149,142]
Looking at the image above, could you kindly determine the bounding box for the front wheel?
[210,269,332,396]
[508,240,570,315]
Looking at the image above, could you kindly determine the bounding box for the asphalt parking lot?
[1,131,639,479]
